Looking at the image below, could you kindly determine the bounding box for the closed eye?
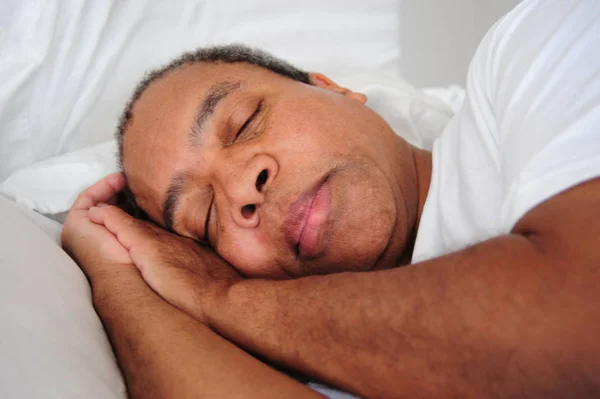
[204,194,214,246]
[235,100,263,141]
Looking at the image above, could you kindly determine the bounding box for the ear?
[308,73,367,104]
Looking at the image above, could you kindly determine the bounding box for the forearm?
[211,235,600,398]
[91,268,321,399]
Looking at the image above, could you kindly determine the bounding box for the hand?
[62,173,136,281]
[87,204,244,325]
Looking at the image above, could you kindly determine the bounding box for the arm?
[62,174,321,399]
[91,269,321,399]
[92,178,600,398]
[207,178,600,398]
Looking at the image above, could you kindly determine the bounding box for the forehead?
[121,62,288,223]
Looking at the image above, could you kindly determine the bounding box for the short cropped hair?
[114,44,309,220]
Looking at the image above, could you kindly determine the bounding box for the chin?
[315,231,394,274]
[311,168,397,274]
[303,204,396,275]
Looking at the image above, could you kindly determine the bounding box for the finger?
[88,205,149,251]
[72,172,126,211]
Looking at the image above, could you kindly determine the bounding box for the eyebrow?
[162,81,241,230]
[162,171,190,231]
[188,80,241,146]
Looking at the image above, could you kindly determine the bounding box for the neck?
[395,144,432,265]
[410,146,433,236]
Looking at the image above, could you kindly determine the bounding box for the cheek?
[267,96,381,162]
[215,227,287,279]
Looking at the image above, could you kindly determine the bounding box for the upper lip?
[283,176,328,255]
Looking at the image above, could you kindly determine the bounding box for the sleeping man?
[62,1,600,398]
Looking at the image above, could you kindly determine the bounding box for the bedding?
[0,195,126,398]
[0,0,401,182]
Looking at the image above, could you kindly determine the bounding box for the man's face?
[123,62,417,278]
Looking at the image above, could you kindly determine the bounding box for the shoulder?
[469,0,600,109]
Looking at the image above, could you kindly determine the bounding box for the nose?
[225,154,278,228]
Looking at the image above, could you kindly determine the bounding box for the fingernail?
[97,203,109,208]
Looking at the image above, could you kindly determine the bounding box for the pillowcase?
[0,195,126,399]
[0,141,118,216]
[0,0,401,181]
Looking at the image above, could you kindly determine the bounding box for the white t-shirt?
[412,0,600,263]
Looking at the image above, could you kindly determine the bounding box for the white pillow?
[0,141,119,216]
[0,195,126,399]
[0,0,401,181]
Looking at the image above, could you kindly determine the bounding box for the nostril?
[241,204,256,219]
[256,169,268,192]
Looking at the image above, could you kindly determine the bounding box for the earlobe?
[308,72,368,104]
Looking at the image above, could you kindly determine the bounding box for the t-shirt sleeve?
[471,0,600,228]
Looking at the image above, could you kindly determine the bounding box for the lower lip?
[298,181,331,258]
